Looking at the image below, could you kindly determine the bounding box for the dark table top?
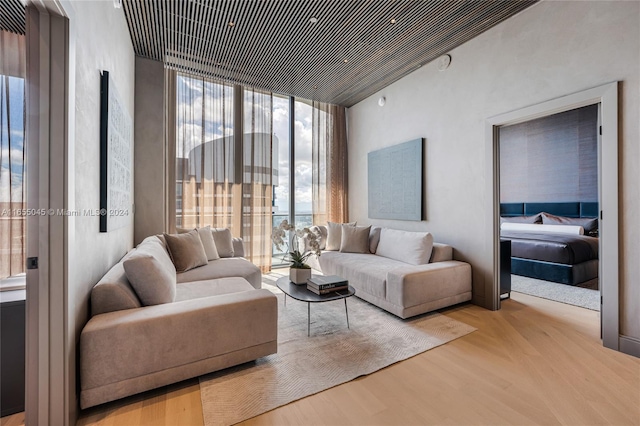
[276,275,355,303]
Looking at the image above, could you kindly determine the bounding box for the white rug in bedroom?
[511,275,600,311]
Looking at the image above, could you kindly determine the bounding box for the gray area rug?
[199,271,475,426]
[511,274,600,311]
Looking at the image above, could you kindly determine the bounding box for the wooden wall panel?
[500,104,598,203]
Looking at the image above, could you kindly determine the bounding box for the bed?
[500,202,599,286]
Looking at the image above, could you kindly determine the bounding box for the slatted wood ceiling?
[0,1,538,106]
[0,0,25,35]
[123,0,536,106]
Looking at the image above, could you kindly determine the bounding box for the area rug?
[199,272,475,426]
[511,274,600,311]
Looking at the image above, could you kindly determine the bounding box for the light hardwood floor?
[3,292,639,425]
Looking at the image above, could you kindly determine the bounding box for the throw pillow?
[501,222,584,235]
[375,228,434,265]
[123,239,177,306]
[163,229,209,272]
[369,226,381,254]
[340,225,372,253]
[326,221,356,251]
[197,226,220,260]
[541,212,598,234]
[500,214,541,224]
[211,228,235,258]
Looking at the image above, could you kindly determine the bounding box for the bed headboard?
[500,202,598,218]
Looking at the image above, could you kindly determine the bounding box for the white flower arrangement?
[272,220,321,268]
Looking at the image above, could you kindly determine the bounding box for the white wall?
[67,1,135,421]
[347,1,639,339]
[134,57,166,244]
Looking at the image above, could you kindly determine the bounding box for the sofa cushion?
[326,221,356,251]
[176,258,262,289]
[232,237,245,258]
[175,277,255,302]
[91,250,142,315]
[376,229,434,265]
[164,229,209,272]
[123,239,177,306]
[340,225,371,253]
[386,261,472,309]
[369,226,381,254]
[196,226,220,260]
[312,251,406,300]
[211,228,235,258]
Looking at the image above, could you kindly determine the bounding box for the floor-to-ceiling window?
[270,98,315,267]
[272,95,290,266]
[172,72,345,270]
[293,99,313,229]
[175,74,235,230]
[175,73,274,271]
[0,73,26,285]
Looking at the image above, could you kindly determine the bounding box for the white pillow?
[178,226,233,257]
[198,226,220,260]
[375,228,434,265]
[123,239,177,306]
[210,228,235,258]
[326,221,356,251]
[501,222,584,235]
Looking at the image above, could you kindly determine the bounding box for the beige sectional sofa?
[80,233,277,409]
[306,225,472,319]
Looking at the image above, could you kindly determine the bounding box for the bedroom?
[499,104,600,312]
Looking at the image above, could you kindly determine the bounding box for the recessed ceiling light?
[228,21,235,27]
[313,85,318,89]
[309,17,318,24]
[343,59,349,63]
[390,18,397,24]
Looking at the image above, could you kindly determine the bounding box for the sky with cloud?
[177,75,314,215]
[0,76,25,204]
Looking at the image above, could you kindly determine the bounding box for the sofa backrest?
[90,234,249,316]
[312,224,453,263]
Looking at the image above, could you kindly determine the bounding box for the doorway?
[499,104,600,311]
[485,82,619,350]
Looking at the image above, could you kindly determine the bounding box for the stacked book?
[307,275,349,295]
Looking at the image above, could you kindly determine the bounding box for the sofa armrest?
[232,237,245,257]
[386,261,472,307]
[80,289,277,393]
[430,243,453,262]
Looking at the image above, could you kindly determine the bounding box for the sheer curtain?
[0,31,26,280]
[173,72,273,272]
[243,88,273,271]
[311,102,349,225]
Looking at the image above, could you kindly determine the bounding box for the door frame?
[484,82,619,350]
[25,1,75,424]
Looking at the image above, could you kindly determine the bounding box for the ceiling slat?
[0,0,26,35]
[124,0,538,106]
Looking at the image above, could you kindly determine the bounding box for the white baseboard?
[619,335,640,358]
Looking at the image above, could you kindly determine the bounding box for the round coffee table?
[276,275,355,336]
